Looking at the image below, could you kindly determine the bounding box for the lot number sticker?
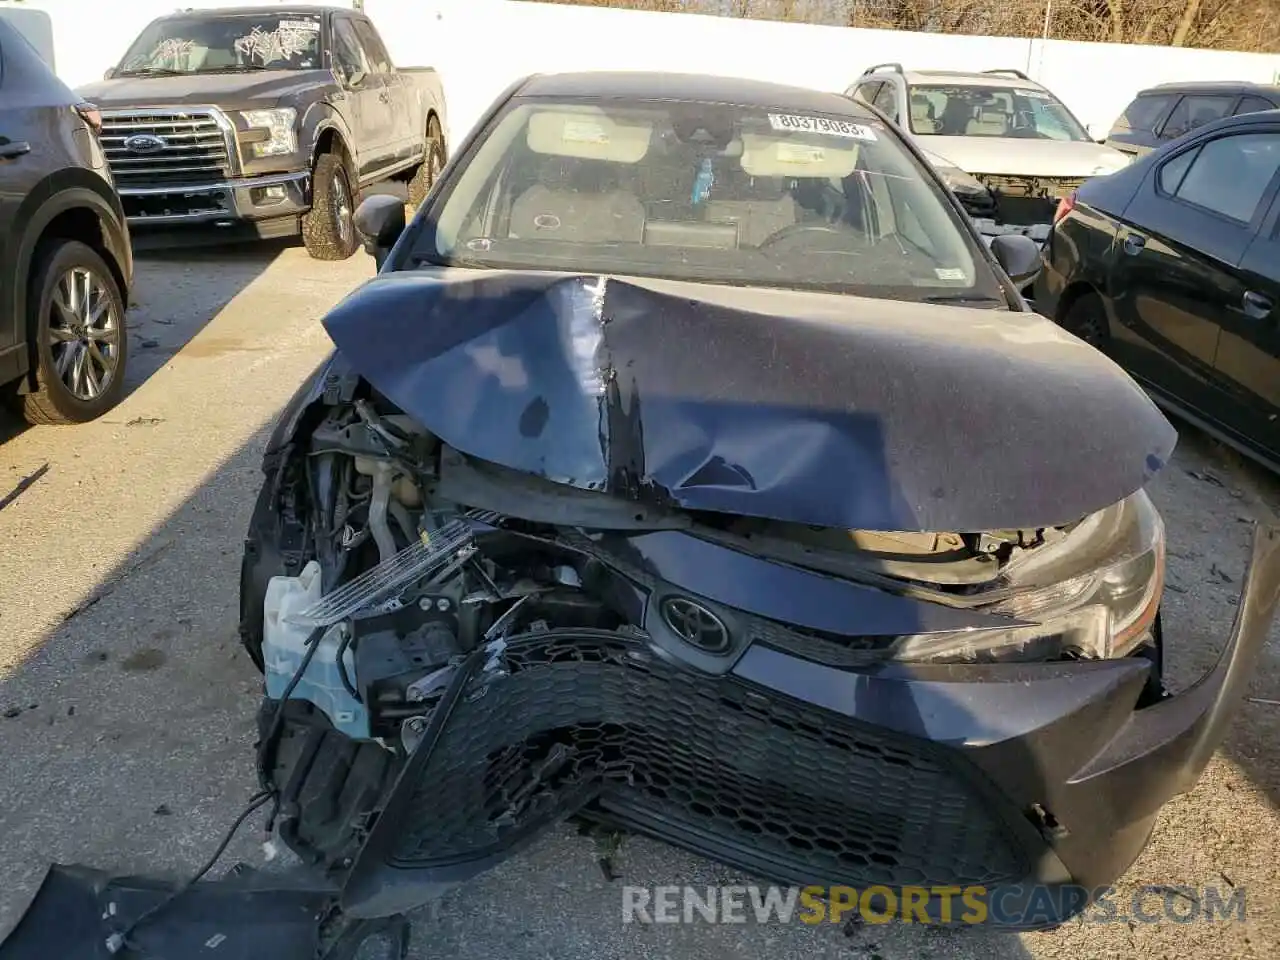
[768,114,878,141]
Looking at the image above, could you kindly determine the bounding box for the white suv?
[847,65,1131,229]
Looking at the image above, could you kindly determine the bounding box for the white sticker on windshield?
[768,114,878,141]
[1014,88,1051,100]
[280,19,321,32]
[935,268,967,281]
[562,119,609,144]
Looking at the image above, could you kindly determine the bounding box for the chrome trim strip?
[117,170,309,197]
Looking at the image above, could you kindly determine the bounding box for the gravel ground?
[0,243,1278,959]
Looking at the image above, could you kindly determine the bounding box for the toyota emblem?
[659,597,731,654]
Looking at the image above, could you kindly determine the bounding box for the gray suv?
[0,15,133,424]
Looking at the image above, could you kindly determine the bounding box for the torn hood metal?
[322,268,1175,532]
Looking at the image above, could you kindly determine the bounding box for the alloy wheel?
[47,266,121,402]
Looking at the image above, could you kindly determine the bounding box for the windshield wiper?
[119,67,185,77]
[922,294,1006,305]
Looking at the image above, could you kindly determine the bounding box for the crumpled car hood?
[322,268,1175,532]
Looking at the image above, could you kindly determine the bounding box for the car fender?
[6,174,131,373]
[301,101,356,172]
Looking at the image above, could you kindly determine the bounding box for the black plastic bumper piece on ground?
[339,523,1280,928]
[0,864,411,960]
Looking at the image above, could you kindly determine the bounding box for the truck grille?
[100,109,233,188]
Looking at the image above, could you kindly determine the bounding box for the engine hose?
[368,463,397,564]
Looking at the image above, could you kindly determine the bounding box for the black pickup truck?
[75,5,447,259]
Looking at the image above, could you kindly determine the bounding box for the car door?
[1108,127,1280,430]
[350,17,402,169]
[329,16,383,182]
[0,36,39,373]
[1209,134,1280,460]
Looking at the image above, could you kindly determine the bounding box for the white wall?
[7,0,1280,149]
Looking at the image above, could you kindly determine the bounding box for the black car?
[228,72,1280,929]
[0,17,132,424]
[1035,109,1280,471]
[1103,80,1280,161]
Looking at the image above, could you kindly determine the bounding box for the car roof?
[864,68,1050,90]
[1137,80,1280,97]
[515,71,878,118]
[162,5,348,18]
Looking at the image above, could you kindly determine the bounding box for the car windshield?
[117,14,322,75]
[415,97,1002,303]
[908,84,1090,141]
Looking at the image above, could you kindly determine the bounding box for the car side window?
[352,19,391,74]
[1160,95,1235,140]
[331,18,366,79]
[1236,96,1278,117]
[1110,94,1173,136]
[872,83,899,122]
[1157,147,1200,195]
[1163,133,1280,223]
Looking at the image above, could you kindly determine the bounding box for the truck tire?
[407,115,446,210]
[303,151,359,261]
[17,240,128,425]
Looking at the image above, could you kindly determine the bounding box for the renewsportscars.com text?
[621,884,1246,926]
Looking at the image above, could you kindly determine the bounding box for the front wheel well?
[29,207,127,311]
[426,110,445,158]
[1055,281,1102,324]
[313,128,354,177]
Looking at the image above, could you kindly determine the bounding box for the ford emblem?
[123,133,167,154]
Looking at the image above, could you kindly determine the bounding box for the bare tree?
[517,0,1280,52]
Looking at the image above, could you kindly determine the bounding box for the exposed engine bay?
[240,379,1167,917]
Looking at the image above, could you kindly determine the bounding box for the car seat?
[704,166,798,246]
[508,155,646,243]
[910,96,939,134]
[966,109,1009,136]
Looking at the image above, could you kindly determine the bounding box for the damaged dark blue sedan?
[228,73,1280,929]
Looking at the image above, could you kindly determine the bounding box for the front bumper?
[119,171,310,234]
[320,523,1280,926]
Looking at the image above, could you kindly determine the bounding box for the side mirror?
[103,67,116,80]
[354,194,406,270]
[347,68,367,89]
[988,233,1042,285]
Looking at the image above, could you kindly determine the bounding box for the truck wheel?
[17,240,128,425]
[303,152,359,261]
[407,116,446,210]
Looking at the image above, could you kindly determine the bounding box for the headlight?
[891,491,1165,664]
[934,163,989,196]
[240,108,298,158]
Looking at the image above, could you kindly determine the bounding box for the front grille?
[380,629,1025,889]
[973,174,1085,199]
[971,174,1083,227]
[100,109,232,188]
